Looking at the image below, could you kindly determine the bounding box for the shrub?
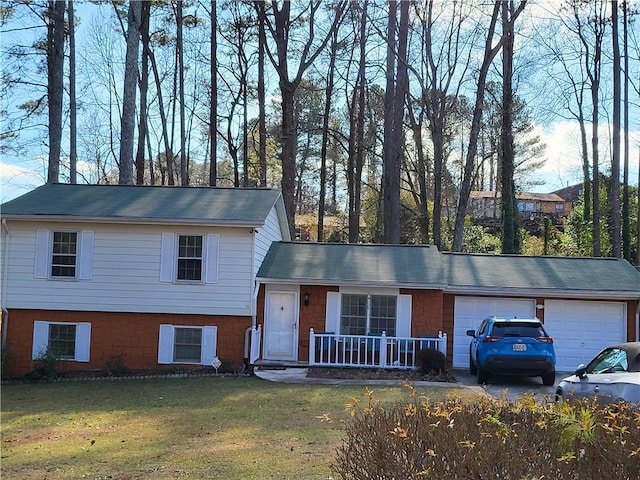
[104,353,129,376]
[332,391,640,479]
[415,348,446,375]
[23,349,59,383]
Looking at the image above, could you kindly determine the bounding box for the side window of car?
[477,319,488,336]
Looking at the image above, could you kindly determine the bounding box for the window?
[555,202,564,214]
[340,294,397,336]
[160,233,219,283]
[177,235,203,281]
[158,325,217,365]
[587,348,629,374]
[35,229,94,280]
[51,231,77,277]
[173,327,202,363]
[48,323,76,359]
[32,321,91,362]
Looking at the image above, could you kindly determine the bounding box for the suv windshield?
[491,322,546,338]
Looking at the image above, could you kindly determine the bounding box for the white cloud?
[0,162,45,203]
[532,120,640,192]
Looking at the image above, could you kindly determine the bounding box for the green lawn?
[1,376,473,479]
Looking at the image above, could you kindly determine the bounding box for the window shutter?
[75,323,91,362]
[201,326,218,365]
[325,292,341,334]
[158,324,175,364]
[78,231,94,280]
[205,234,219,283]
[160,233,175,283]
[34,229,50,279]
[32,321,50,359]
[396,295,412,337]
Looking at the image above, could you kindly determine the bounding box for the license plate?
[513,344,527,352]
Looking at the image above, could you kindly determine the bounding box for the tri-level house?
[0,184,289,377]
[2,183,639,378]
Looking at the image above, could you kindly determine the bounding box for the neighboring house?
[2,184,639,378]
[0,184,289,378]
[256,242,640,372]
[552,183,584,207]
[469,191,572,219]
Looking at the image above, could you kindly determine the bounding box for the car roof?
[488,317,541,323]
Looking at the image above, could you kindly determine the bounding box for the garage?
[452,296,536,368]
[543,300,627,372]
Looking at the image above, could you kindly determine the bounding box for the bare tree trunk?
[119,0,141,185]
[68,0,77,184]
[452,1,511,251]
[209,0,217,186]
[622,0,631,261]
[609,0,621,257]
[136,0,150,185]
[383,0,408,244]
[500,0,519,254]
[348,1,367,244]
[318,27,338,242]
[47,0,65,184]
[177,1,188,186]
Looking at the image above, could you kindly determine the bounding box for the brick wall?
[3,309,251,378]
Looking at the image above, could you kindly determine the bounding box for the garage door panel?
[545,300,626,372]
[452,297,536,368]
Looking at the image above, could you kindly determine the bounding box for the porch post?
[380,331,387,368]
[309,328,316,366]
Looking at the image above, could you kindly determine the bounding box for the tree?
[452,1,522,252]
[209,0,218,186]
[119,0,142,185]
[609,0,621,257]
[382,0,409,244]
[47,0,65,183]
[500,0,524,254]
[68,0,77,184]
[262,0,348,238]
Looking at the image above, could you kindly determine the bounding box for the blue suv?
[467,317,556,385]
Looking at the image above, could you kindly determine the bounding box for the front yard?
[1,375,473,479]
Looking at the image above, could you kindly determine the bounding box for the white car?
[556,342,640,405]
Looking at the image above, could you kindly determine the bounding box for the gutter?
[1,214,263,228]
[1,219,9,348]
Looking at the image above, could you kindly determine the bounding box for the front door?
[264,291,298,361]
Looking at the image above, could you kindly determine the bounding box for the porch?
[309,329,448,370]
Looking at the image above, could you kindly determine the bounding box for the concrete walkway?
[254,366,565,402]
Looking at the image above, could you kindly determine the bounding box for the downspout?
[635,298,639,342]
[2,219,10,348]
[244,227,260,371]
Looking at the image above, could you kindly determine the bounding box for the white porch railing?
[308,328,448,370]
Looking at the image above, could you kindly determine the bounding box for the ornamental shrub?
[332,391,640,479]
[415,348,446,375]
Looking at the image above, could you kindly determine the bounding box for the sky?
[1,1,639,204]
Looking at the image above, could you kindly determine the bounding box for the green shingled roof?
[1,183,283,225]
[257,242,446,286]
[258,242,640,296]
[443,252,640,294]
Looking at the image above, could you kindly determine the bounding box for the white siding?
[4,221,255,316]
[254,206,285,276]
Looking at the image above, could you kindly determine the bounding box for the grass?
[0,375,475,479]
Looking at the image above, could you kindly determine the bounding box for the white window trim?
[325,289,411,337]
[157,324,217,365]
[160,233,219,284]
[32,320,91,362]
[34,229,94,280]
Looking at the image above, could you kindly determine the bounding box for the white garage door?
[544,300,626,372]
[453,297,536,368]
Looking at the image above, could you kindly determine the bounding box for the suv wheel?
[469,348,477,375]
[542,371,555,386]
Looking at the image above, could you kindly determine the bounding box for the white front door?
[544,300,626,371]
[264,291,298,361]
[452,296,536,368]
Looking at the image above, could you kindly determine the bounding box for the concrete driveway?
[451,368,568,402]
